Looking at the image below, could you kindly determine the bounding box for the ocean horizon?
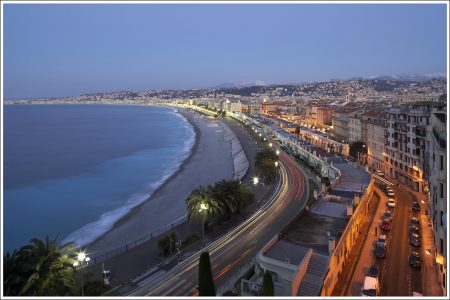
[3,104,195,252]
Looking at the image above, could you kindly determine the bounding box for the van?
[360,276,379,296]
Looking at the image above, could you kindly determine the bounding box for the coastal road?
[124,150,309,296]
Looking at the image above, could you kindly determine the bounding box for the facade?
[317,107,333,128]
[366,117,386,173]
[385,102,446,192]
[331,108,362,143]
[348,115,362,143]
[426,111,447,295]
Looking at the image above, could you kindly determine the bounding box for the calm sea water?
[3,105,195,252]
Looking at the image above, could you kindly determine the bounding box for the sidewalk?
[330,191,381,296]
[345,189,384,296]
[410,189,443,296]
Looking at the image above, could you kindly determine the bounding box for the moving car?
[381,220,392,231]
[368,265,379,279]
[409,252,421,268]
[387,198,396,208]
[360,276,379,296]
[382,211,393,222]
[375,243,386,258]
[412,201,420,211]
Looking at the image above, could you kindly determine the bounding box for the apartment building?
[385,102,446,192]
[332,108,362,143]
[317,107,333,128]
[366,114,387,173]
[348,115,362,143]
[426,110,447,295]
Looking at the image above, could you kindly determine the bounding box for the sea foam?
[62,108,196,247]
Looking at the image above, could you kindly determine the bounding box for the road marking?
[161,278,188,296]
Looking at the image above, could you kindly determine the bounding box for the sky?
[3,3,448,99]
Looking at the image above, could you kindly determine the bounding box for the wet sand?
[87,109,235,255]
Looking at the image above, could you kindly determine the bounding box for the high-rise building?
[385,102,446,192]
[366,113,387,173]
[426,109,447,295]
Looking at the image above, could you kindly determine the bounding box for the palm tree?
[211,180,239,220]
[18,236,77,296]
[255,148,278,184]
[186,186,223,222]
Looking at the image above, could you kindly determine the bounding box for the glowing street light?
[269,143,273,147]
[253,176,259,185]
[276,150,280,155]
[275,161,279,167]
[73,251,90,296]
[199,202,208,244]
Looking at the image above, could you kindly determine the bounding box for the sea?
[3,104,195,252]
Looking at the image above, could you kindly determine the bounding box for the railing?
[91,214,188,265]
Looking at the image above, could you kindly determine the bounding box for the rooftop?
[264,239,311,265]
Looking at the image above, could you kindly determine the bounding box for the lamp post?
[269,143,273,148]
[253,176,259,186]
[276,150,280,156]
[199,202,208,244]
[73,251,90,296]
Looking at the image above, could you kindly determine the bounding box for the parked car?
[386,189,395,197]
[409,252,421,268]
[377,234,387,245]
[387,198,396,208]
[382,211,393,222]
[368,265,379,279]
[360,276,379,296]
[410,225,420,236]
[411,217,420,226]
[412,201,420,211]
[375,170,384,178]
[381,220,392,231]
[375,243,386,258]
[410,235,421,247]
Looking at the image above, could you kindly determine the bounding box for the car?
[377,234,387,245]
[410,225,420,235]
[382,211,393,221]
[411,217,420,226]
[360,276,379,296]
[412,202,420,211]
[409,252,421,268]
[410,235,421,247]
[368,265,379,279]
[375,170,384,178]
[386,189,395,197]
[381,220,392,231]
[375,243,386,258]
[387,198,396,208]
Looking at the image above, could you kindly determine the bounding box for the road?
[378,185,422,296]
[124,150,309,296]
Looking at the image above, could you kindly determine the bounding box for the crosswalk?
[372,174,395,186]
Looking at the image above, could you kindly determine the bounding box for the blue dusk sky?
[3,3,448,99]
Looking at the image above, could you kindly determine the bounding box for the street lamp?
[274,161,279,167]
[199,202,208,244]
[73,251,90,296]
[253,176,259,185]
[269,143,273,147]
[276,150,280,156]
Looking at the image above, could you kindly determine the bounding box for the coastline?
[109,108,201,230]
[86,107,236,255]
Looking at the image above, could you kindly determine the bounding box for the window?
[440,211,444,226]
[440,155,443,170]
[440,183,444,198]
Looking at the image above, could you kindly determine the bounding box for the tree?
[198,251,216,296]
[349,141,367,159]
[157,231,177,256]
[255,148,278,184]
[262,271,274,296]
[294,126,300,137]
[186,186,223,222]
[211,180,255,220]
[4,235,78,296]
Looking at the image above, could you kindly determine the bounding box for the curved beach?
[87,108,245,255]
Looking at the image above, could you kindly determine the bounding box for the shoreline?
[108,107,201,230]
[86,107,236,255]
